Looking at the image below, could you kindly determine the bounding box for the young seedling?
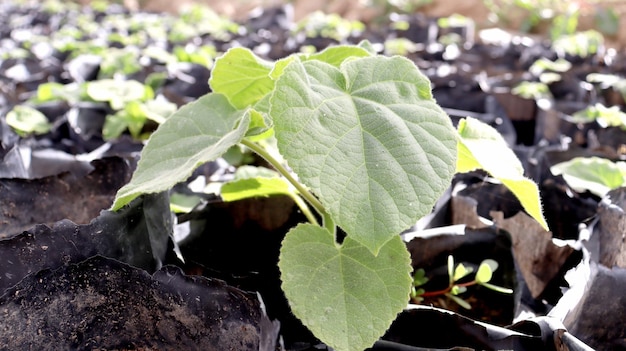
[570,103,626,130]
[511,81,553,100]
[410,255,513,310]
[111,43,547,351]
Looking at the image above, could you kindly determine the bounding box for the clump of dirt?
[0,255,274,351]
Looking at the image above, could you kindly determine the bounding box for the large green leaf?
[209,47,275,109]
[112,93,250,210]
[456,117,549,231]
[279,223,412,351]
[271,56,457,254]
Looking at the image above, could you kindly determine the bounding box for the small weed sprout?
[410,255,513,310]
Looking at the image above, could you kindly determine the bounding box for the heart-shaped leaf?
[271,56,457,254]
[112,93,249,210]
[279,223,412,351]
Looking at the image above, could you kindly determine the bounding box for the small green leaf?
[412,268,428,287]
[553,30,604,58]
[87,79,150,110]
[446,293,471,309]
[586,73,622,87]
[475,260,495,284]
[169,192,203,213]
[221,177,295,202]
[124,102,150,138]
[245,109,273,141]
[99,49,142,78]
[279,223,412,351]
[481,282,514,294]
[571,103,626,130]
[272,55,457,254]
[102,112,131,140]
[102,99,170,140]
[456,117,549,231]
[269,56,298,81]
[32,82,84,104]
[6,105,52,137]
[145,71,169,91]
[304,44,372,67]
[450,285,467,295]
[482,258,499,271]
[411,287,425,301]
[453,263,472,282]
[511,81,552,100]
[550,156,626,197]
[209,47,275,109]
[356,39,378,54]
[529,58,572,75]
[35,82,65,102]
[111,93,250,210]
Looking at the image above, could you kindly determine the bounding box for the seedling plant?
[411,255,513,310]
[111,42,548,351]
[22,78,176,140]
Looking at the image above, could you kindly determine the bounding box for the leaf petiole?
[241,138,335,232]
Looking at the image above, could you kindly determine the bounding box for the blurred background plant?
[65,0,624,49]
[360,0,433,15]
[482,0,620,41]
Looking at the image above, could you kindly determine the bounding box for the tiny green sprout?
[413,268,429,286]
[512,81,553,100]
[410,268,429,302]
[452,259,473,283]
[475,259,495,284]
[411,255,513,309]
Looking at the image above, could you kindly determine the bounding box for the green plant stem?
[241,139,335,232]
[289,194,320,227]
